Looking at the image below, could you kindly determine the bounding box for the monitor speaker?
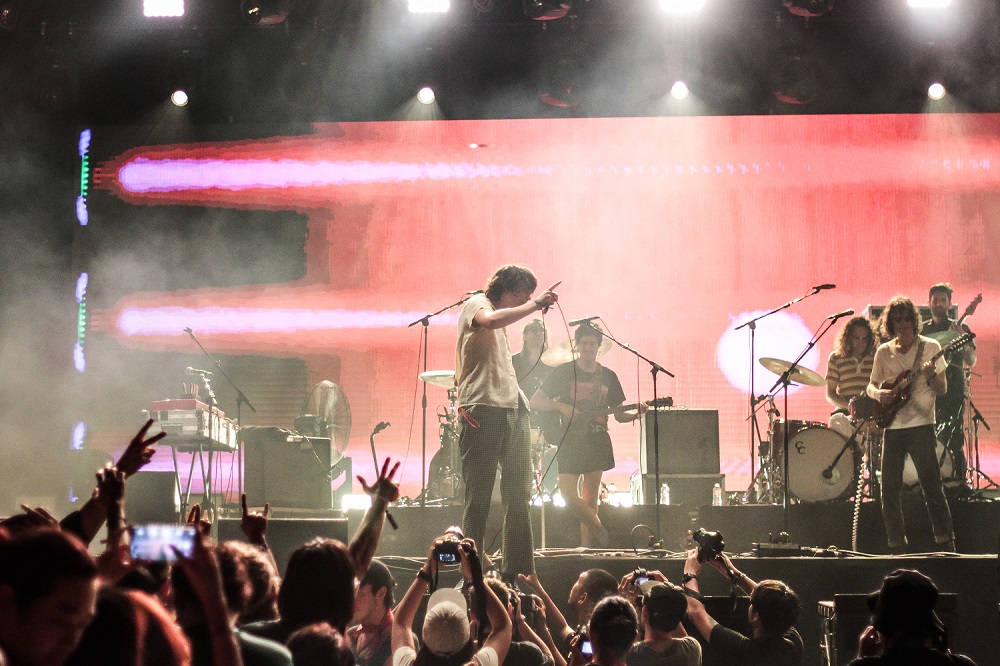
[640,409,720,474]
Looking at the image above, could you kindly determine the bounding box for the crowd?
[0,419,980,666]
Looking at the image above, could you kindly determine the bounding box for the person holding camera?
[483,576,557,666]
[518,568,619,659]
[617,570,700,666]
[567,597,639,666]
[681,550,802,666]
[392,532,512,666]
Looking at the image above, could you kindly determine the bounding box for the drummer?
[825,316,877,437]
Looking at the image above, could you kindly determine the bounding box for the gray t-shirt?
[626,637,702,666]
[455,294,524,409]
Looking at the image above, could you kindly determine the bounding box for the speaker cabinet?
[819,594,959,666]
[244,429,339,509]
[127,471,180,523]
[218,517,349,574]
[640,409,720,474]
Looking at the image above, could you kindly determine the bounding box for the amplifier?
[640,409,720,474]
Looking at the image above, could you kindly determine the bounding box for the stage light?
[908,0,950,7]
[170,90,189,106]
[417,87,436,104]
[408,0,450,12]
[241,0,289,25]
[524,0,571,21]
[772,48,817,105]
[341,493,372,511]
[0,1,19,30]
[927,82,946,100]
[144,0,184,17]
[670,80,689,100]
[782,0,834,17]
[660,0,705,12]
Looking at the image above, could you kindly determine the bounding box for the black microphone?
[374,421,390,434]
[185,367,213,377]
[826,309,855,320]
[568,315,600,327]
[465,290,483,295]
[813,284,836,291]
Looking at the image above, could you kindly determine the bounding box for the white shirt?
[455,294,524,409]
[869,335,945,429]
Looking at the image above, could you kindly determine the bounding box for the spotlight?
[241,0,289,25]
[0,1,19,30]
[417,87,436,104]
[908,0,950,6]
[927,82,946,100]
[144,0,184,17]
[524,0,571,21]
[408,0,450,12]
[782,0,834,17]
[539,57,582,108]
[670,80,689,100]
[660,0,705,11]
[772,48,817,105]
[170,90,189,106]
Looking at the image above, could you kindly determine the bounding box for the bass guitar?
[873,332,975,429]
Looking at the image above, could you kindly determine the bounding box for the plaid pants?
[458,403,535,576]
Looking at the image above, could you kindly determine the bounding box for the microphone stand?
[407,293,474,507]
[184,328,258,514]
[593,326,674,548]
[734,286,826,504]
[765,315,839,533]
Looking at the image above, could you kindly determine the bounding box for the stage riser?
[338,498,1000,557]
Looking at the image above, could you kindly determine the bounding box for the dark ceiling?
[1,0,999,124]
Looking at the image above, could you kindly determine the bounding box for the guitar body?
[873,371,911,429]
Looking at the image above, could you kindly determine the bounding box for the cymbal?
[758,357,825,387]
[540,338,613,367]
[419,370,456,388]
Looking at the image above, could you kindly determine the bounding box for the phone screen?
[580,640,593,656]
[129,524,196,562]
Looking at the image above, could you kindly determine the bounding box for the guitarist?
[922,283,978,494]
[867,296,954,554]
[531,323,647,547]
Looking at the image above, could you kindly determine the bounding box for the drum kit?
[755,357,882,505]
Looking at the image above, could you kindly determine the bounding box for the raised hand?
[186,504,213,537]
[357,457,401,504]
[116,419,166,478]
[95,466,125,505]
[240,493,270,546]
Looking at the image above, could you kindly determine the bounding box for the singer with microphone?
[454,264,558,578]
[530,323,646,548]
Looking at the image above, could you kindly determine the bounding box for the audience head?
[867,569,946,643]
[221,540,280,624]
[748,580,801,636]
[172,540,249,625]
[64,586,191,666]
[279,537,356,633]
[0,528,99,666]
[587,596,638,661]
[352,558,395,625]
[417,588,474,666]
[288,623,355,666]
[568,569,618,621]
[640,582,687,633]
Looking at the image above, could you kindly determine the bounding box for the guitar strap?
[910,339,926,378]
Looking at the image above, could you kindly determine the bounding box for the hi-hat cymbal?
[540,338,613,367]
[419,370,456,388]
[758,357,825,387]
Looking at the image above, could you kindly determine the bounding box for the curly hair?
[881,296,922,339]
[483,264,537,304]
[834,316,875,358]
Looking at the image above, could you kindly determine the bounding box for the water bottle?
[660,482,670,506]
[712,483,723,506]
[630,472,643,505]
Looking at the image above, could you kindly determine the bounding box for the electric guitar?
[873,332,975,429]
[926,293,982,347]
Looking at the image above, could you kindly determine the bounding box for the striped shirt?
[826,351,875,401]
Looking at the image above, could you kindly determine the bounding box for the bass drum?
[770,419,825,460]
[786,426,856,502]
[902,441,958,489]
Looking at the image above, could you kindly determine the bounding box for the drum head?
[902,440,957,489]
[786,426,855,503]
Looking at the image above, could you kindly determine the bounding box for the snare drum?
[785,425,857,502]
[849,395,878,425]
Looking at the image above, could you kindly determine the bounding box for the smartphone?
[634,576,650,586]
[580,640,593,656]
[129,524,196,562]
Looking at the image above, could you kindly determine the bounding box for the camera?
[129,524,196,563]
[434,526,464,563]
[632,567,649,586]
[691,528,725,563]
